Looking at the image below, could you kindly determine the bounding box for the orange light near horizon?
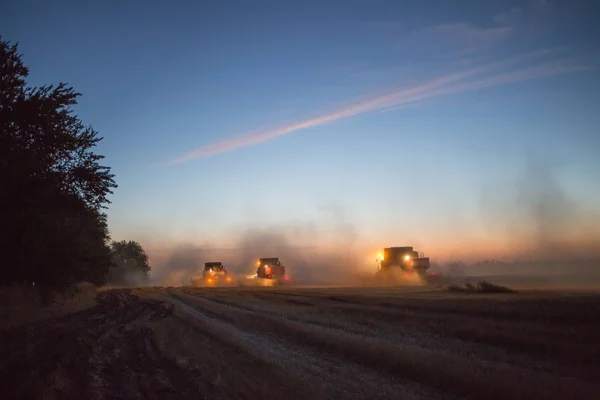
[226,276,232,282]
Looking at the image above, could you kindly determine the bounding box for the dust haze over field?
[476,155,600,286]
[150,207,370,287]
[148,156,600,289]
[481,155,599,257]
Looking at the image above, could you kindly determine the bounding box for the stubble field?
[1,284,599,400]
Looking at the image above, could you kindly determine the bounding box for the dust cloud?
[477,154,600,284]
[512,156,583,256]
[230,228,361,285]
[146,156,599,288]
[149,206,370,286]
[150,244,206,286]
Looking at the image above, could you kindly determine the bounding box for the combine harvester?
[190,262,235,287]
[247,257,292,287]
[375,246,443,286]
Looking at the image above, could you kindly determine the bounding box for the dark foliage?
[0,37,117,292]
[108,240,151,285]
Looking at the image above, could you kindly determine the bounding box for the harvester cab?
[376,246,430,276]
[203,261,225,274]
[256,257,289,281]
[199,261,233,285]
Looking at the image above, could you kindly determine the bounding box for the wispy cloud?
[398,1,556,60]
[377,60,590,114]
[161,50,589,165]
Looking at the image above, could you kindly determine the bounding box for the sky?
[2,0,600,275]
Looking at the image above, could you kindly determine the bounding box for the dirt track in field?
[1,286,600,400]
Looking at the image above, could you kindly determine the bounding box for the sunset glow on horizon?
[4,0,599,281]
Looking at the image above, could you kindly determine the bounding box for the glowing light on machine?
[404,255,411,261]
[226,276,232,282]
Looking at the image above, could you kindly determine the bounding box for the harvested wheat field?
[1,285,600,400]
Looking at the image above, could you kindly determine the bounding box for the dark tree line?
[0,37,149,292]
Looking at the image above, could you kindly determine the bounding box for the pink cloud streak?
[161,50,588,165]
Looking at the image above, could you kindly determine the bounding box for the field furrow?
[2,286,600,400]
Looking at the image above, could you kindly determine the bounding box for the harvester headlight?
[404,255,411,261]
[378,253,384,260]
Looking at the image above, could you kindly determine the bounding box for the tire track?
[223,289,599,369]
[166,291,451,400]
[169,289,600,400]
[186,291,580,376]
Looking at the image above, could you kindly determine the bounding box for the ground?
[1,285,600,400]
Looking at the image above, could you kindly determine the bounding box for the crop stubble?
[1,286,599,399]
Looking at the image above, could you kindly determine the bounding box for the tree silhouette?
[108,240,151,285]
[0,37,117,292]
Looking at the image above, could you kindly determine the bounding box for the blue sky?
[3,0,600,263]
